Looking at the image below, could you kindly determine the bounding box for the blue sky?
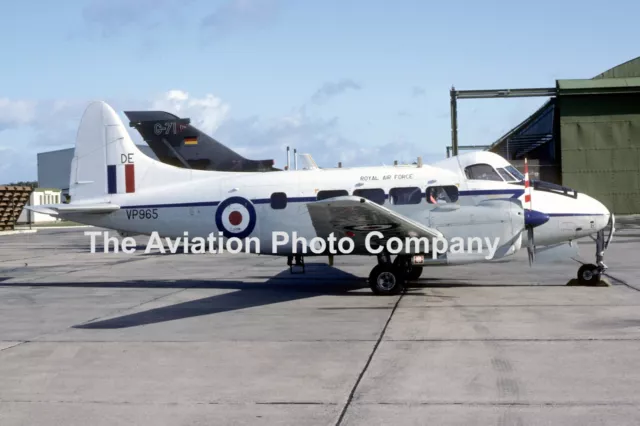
[1,0,639,183]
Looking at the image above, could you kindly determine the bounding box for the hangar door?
[559,92,640,215]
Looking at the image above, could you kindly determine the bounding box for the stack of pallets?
[0,186,33,231]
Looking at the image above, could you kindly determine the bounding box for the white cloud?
[412,86,426,98]
[310,79,362,104]
[0,98,38,130]
[80,0,187,38]
[150,90,231,136]
[214,107,431,169]
[201,0,282,35]
[0,144,37,184]
[0,87,435,183]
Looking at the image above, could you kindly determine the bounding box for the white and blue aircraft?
[124,107,615,284]
[29,102,614,295]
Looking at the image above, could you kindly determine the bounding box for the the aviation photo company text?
[84,230,504,260]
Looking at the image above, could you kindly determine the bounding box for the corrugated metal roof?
[558,77,640,90]
[484,57,640,163]
[593,56,640,79]
[487,99,556,159]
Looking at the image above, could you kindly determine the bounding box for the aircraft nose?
[582,193,610,231]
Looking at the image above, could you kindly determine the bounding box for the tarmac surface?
[0,227,639,425]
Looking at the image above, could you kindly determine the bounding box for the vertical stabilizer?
[70,102,200,203]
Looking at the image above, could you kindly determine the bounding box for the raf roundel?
[215,197,257,239]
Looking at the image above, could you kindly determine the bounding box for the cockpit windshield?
[464,164,503,181]
[505,165,525,181]
[496,168,515,181]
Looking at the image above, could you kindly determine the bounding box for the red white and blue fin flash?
[107,163,135,194]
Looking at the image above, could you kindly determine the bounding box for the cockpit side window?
[505,165,525,181]
[464,164,503,181]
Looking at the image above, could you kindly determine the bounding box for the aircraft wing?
[306,196,442,252]
[26,203,120,216]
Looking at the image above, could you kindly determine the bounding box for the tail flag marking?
[107,163,136,194]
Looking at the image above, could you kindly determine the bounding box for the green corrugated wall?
[560,93,640,214]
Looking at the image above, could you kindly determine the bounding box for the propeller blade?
[527,226,535,266]
[523,157,535,267]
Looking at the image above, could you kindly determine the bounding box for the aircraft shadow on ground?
[0,264,562,330]
[0,264,369,330]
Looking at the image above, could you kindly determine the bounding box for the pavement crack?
[384,338,640,342]
[605,273,640,292]
[256,401,334,405]
[0,341,27,353]
[335,289,404,426]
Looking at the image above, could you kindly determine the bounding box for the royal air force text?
[359,173,414,182]
[126,209,158,220]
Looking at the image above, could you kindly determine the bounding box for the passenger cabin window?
[426,186,459,204]
[389,187,422,205]
[353,188,385,205]
[464,164,503,181]
[270,192,287,209]
[316,190,349,201]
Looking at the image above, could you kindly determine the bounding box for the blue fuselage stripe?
[119,189,605,218]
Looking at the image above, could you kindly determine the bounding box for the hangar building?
[37,145,157,194]
[487,57,640,215]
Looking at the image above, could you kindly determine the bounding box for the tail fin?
[124,110,279,172]
[70,102,198,203]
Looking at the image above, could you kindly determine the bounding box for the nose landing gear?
[577,263,601,285]
[576,215,614,286]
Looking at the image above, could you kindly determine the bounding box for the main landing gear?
[577,217,615,285]
[287,254,305,274]
[368,254,423,295]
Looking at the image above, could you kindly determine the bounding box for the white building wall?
[17,190,62,224]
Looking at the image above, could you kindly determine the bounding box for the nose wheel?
[577,263,601,285]
[578,215,614,286]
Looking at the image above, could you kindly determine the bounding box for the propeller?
[525,158,534,265]
[522,158,550,266]
[524,209,550,265]
[527,225,535,266]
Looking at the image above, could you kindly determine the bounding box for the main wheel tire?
[577,263,601,286]
[368,264,405,295]
[408,266,423,281]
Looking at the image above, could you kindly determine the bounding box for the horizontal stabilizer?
[26,203,120,216]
